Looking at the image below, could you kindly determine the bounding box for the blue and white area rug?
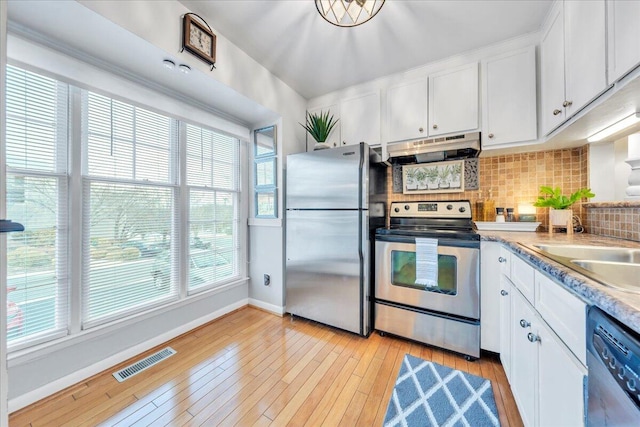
[384,354,500,427]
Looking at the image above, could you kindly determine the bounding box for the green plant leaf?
[299,110,339,143]
[533,186,595,209]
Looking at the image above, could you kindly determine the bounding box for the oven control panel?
[390,201,472,218]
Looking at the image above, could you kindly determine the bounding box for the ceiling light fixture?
[587,112,640,143]
[315,0,385,27]
[179,64,191,74]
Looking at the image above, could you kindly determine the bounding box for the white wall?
[589,137,633,201]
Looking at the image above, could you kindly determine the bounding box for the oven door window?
[390,250,457,295]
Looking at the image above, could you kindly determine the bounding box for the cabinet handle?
[342,141,346,145]
[519,319,530,328]
[433,124,438,129]
[419,127,424,133]
[553,109,562,116]
[498,257,506,263]
[500,290,508,296]
[527,332,541,343]
[488,133,494,139]
[562,100,573,107]
[333,142,337,147]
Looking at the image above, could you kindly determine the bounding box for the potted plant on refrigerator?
[533,186,595,233]
[300,110,339,150]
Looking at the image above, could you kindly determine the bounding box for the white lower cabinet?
[490,246,587,426]
[537,317,587,427]
[510,288,538,427]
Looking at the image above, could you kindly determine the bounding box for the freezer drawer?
[285,209,370,335]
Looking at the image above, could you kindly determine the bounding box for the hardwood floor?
[9,307,523,426]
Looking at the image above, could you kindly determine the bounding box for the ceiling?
[180,0,553,99]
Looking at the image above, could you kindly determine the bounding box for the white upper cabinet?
[307,104,340,149]
[607,0,640,84]
[541,0,607,135]
[564,0,607,116]
[386,79,428,143]
[428,62,479,137]
[339,91,380,146]
[482,46,537,148]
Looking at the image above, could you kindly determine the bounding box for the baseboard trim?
[248,298,285,316]
[8,298,249,413]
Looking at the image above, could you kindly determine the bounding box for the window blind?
[5,66,70,348]
[81,91,179,328]
[186,124,240,291]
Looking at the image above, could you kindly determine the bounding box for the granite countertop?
[479,230,640,335]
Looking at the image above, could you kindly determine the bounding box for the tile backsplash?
[387,146,590,228]
[584,202,640,242]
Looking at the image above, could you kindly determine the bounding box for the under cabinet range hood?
[387,132,481,164]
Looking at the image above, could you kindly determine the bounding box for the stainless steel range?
[375,201,480,359]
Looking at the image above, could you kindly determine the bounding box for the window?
[5,66,69,348]
[82,92,179,328]
[253,126,277,218]
[186,124,240,292]
[3,64,246,349]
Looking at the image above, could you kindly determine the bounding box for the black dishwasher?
[587,306,640,425]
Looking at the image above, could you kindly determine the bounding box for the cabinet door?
[387,79,428,143]
[499,277,512,381]
[538,318,587,427]
[480,242,501,353]
[540,3,566,135]
[340,92,380,146]
[428,63,478,136]
[510,288,538,427]
[482,46,537,148]
[564,0,607,117]
[607,0,640,84]
[307,105,340,149]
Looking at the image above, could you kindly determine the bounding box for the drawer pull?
[498,257,506,263]
[520,319,530,328]
[500,290,508,296]
[527,332,540,343]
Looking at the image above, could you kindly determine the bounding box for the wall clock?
[182,13,216,70]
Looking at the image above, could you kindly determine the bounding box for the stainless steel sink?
[571,260,640,293]
[523,243,640,293]
[533,244,640,263]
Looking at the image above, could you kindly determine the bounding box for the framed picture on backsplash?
[402,160,465,195]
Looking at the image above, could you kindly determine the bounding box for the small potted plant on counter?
[533,186,595,234]
[300,110,339,150]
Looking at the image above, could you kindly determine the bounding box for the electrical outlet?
[264,274,270,286]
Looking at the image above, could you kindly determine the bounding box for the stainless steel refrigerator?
[285,143,387,336]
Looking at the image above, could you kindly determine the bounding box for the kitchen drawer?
[535,271,587,365]
[510,255,535,304]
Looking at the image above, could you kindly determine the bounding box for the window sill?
[248,218,282,227]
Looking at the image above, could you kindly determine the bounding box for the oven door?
[375,236,479,319]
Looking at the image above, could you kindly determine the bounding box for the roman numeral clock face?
[190,26,212,56]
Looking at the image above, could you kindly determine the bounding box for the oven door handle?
[375,234,479,249]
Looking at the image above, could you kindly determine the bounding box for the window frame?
[3,63,248,352]
[253,125,277,219]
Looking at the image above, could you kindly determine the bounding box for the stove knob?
[446,204,453,210]
[404,205,410,211]
[628,378,636,392]
[609,358,616,369]
[394,207,400,213]
[459,207,466,213]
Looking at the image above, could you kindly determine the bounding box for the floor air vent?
[112,347,176,382]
